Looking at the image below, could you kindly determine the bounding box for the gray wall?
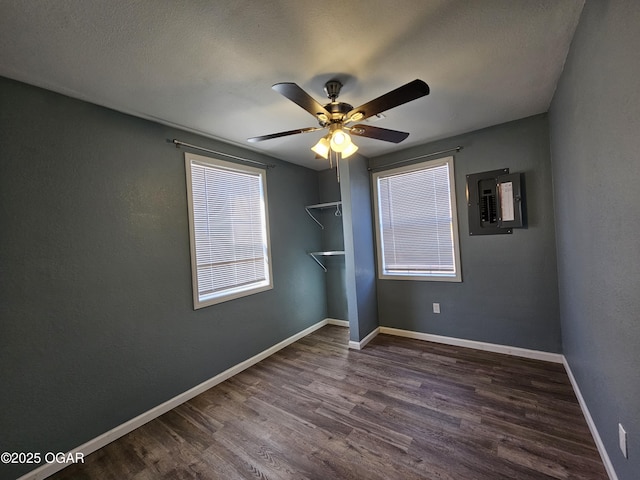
[0,77,326,479]
[339,156,378,342]
[371,114,562,352]
[549,1,640,478]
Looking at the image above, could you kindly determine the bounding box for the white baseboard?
[17,318,332,480]
[326,317,381,350]
[379,326,564,364]
[563,358,618,480]
[348,327,380,350]
[326,318,349,328]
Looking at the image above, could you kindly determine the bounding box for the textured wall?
[370,114,562,352]
[549,1,640,478]
[0,77,326,479]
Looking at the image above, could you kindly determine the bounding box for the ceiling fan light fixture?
[341,142,358,159]
[330,129,352,152]
[311,137,330,159]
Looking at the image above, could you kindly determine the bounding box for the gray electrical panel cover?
[467,169,525,235]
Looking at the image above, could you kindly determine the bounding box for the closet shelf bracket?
[308,251,345,272]
[305,201,342,229]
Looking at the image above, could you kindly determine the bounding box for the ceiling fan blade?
[349,124,410,143]
[247,126,323,143]
[272,83,331,118]
[346,79,429,122]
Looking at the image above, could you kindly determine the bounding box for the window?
[372,156,462,282]
[185,152,272,308]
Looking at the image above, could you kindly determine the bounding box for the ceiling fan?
[248,79,430,164]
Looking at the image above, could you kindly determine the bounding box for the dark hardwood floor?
[49,325,607,479]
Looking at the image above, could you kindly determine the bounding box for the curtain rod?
[368,146,463,172]
[171,139,276,169]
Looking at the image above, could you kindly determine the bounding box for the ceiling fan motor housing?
[326,102,353,116]
[320,80,353,125]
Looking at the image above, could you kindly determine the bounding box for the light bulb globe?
[330,130,351,152]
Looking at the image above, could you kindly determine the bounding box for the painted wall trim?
[379,327,564,363]
[348,327,380,350]
[326,318,349,328]
[17,318,333,480]
[563,358,618,480]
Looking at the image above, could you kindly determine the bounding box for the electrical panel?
[467,169,525,235]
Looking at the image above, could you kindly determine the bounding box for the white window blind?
[373,156,461,281]
[185,153,272,308]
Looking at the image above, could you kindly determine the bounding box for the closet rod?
[172,139,276,169]
[368,146,463,172]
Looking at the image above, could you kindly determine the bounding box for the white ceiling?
[0,0,584,170]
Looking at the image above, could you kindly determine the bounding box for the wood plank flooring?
[48,326,607,479]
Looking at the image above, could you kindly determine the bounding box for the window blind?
[189,159,270,304]
[376,162,457,276]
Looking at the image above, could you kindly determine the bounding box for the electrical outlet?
[619,423,628,458]
[433,303,440,314]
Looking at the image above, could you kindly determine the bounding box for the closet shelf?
[305,201,342,229]
[308,250,345,272]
